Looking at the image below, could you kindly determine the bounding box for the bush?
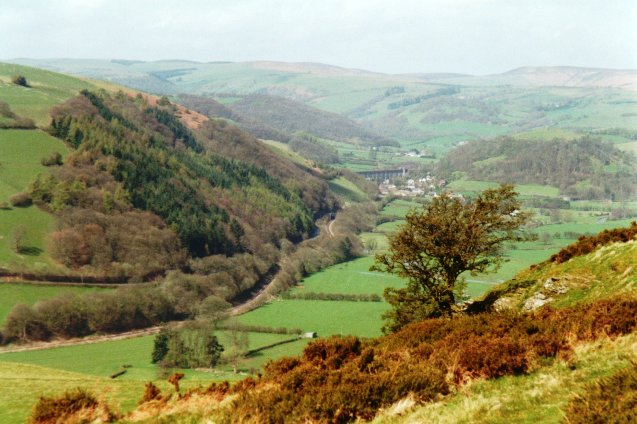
[29,388,115,423]
[12,75,28,87]
[9,192,32,207]
[41,152,63,166]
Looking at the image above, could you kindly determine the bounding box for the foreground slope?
[31,225,634,423]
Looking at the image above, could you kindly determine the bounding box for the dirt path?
[328,218,336,237]
[0,326,164,354]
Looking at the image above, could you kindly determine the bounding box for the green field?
[0,129,71,269]
[291,256,403,296]
[328,177,369,203]
[0,362,149,424]
[0,283,107,324]
[238,300,390,338]
[0,328,313,422]
[0,130,70,201]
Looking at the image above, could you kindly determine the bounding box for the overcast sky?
[1,0,636,74]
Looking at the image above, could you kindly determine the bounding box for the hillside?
[437,136,637,200]
[12,59,637,162]
[179,93,392,146]
[474,223,637,312]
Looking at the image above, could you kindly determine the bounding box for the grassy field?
[327,177,369,203]
[290,256,403,296]
[238,299,390,338]
[0,130,70,202]
[0,129,71,269]
[0,63,95,126]
[0,283,107,325]
[0,362,150,424]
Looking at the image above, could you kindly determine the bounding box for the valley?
[0,59,635,423]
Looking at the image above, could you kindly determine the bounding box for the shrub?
[41,152,63,166]
[138,382,162,404]
[29,388,114,423]
[9,192,32,207]
[12,75,28,87]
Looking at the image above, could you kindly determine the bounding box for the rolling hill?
[10,59,637,164]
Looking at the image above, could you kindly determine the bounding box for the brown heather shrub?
[551,221,637,263]
[30,388,115,424]
[565,361,637,424]
[141,298,636,423]
[138,382,162,404]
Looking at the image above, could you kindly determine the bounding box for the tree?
[223,319,249,374]
[11,225,27,253]
[11,75,28,87]
[372,184,531,333]
[151,327,172,364]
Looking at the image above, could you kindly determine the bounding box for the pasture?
[0,129,70,269]
[0,62,94,126]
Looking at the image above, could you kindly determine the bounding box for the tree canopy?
[372,184,531,332]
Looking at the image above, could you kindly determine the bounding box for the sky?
[1,0,636,75]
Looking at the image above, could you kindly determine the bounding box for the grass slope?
[374,334,637,424]
[488,239,637,310]
[0,129,71,269]
[0,63,95,126]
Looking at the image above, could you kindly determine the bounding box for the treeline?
[289,133,339,164]
[225,94,394,146]
[437,136,637,200]
[176,94,291,142]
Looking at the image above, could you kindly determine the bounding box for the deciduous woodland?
[0,89,381,344]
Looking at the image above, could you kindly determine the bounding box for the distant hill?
[9,59,637,161]
[437,136,637,200]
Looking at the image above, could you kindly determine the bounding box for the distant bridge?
[356,167,408,182]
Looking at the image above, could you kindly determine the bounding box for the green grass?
[291,256,403,296]
[238,299,390,339]
[447,180,560,197]
[0,129,71,269]
[0,206,58,269]
[327,177,368,203]
[0,63,95,126]
[379,199,419,217]
[0,330,305,381]
[0,130,70,201]
[0,283,107,325]
[0,362,150,424]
